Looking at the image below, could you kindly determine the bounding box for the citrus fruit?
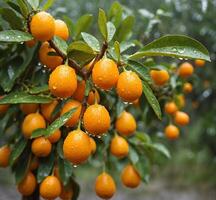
[73,80,86,102]
[60,100,82,127]
[183,82,193,94]
[83,104,110,136]
[117,71,142,102]
[25,39,37,48]
[95,172,116,199]
[17,172,36,196]
[150,69,170,86]
[30,157,39,171]
[63,130,91,164]
[0,96,9,114]
[47,129,61,143]
[87,90,100,105]
[195,59,205,67]
[40,176,62,199]
[41,100,59,122]
[60,187,73,200]
[0,145,11,167]
[164,124,180,140]
[178,62,194,78]
[49,65,77,98]
[110,135,129,158]
[31,137,52,157]
[164,101,178,115]
[89,137,96,154]
[22,113,46,138]
[176,94,185,109]
[121,165,141,188]
[30,11,55,41]
[39,42,63,70]
[92,58,119,90]
[54,19,69,40]
[115,111,136,136]
[174,111,190,126]
[20,103,39,115]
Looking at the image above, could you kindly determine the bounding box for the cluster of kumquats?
[150,59,205,140]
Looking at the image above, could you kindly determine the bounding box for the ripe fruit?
[63,130,91,164]
[195,59,205,67]
[150,69,170,86]
[95,172,116,199]
[31,137,52,157]
[39,42,63,70]
[178,62,194,78]
[49,65,77,98]
[0,96,9,114]
[60,187,73,200]
[121,165,141,188]
[30,11,55,41]
[117,71,142,102]
[54,19,69,40]
[164,124,180,140]
[110,135,129,158]
[183,82,193,94]
[0,145,11,167]
[47,129,61,143]
[40,176,62,199]
[22,113,46,138]
[26,39,37,48]
[60,100,82,127]
[89,137,96,154]
[174,111,190,126]
[17,172,36,196]
[30,157,39,171]
[115,111,136,136]
[164,101,178,115]
[83,104,110,136]
[20,103,38,115]
[176,94,185,109]
[87,90,100,105]
[41,100,58,122]
[92,58,119,90]
[73,80,86,102]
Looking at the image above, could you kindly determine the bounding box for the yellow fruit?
[164,101,178,115]
[31,137,52,157]
[178,62,194,78]
[20,103,39,115]
[87,90,100,105]
[73,80,86,102]
[164,125,180,140]
[174,111,190,126]
[41,100,59,122]
[47,129,61,143]
[54,19,69,41]
[89,137,96,154]
[195,59,205,67]
[0,145,11,167]
[150,69,170,86]
[183,82,193,94]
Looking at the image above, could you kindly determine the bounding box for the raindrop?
[5,36,10,40]
[178,48,185,54]
[73,165,78,168]
[123,101,129,105]
[97,135,101,139]
[52,86,57,90]
[179,57,183,60]
[171,47,177,52]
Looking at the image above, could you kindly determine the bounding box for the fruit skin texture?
[39,42,63,70]
[0,96,9,114]
[89,137,97,154]
[165,125,180,140]
[31,137,52,157]
[63,130,91,164]
[95,172,116,199]
[60,100,82,127]
[54,19,69,40]
[110,135,129,158]
[87,90,100,105]
[83,104,110,136]
[41,100,59,122]
[47,129,61,143]
[117,71,142,102]
[92,58,119,90]
[0,145,11,167]
[20,103,38,115]
[174,111,190,126]
[60,187,73,200]
[49,65,77,98]
[150,70,170,86]
[121,165,141,188]
[30,11,55,41]
[164,101,178,115]
[195,59,205,67]
[40,176,62,199]
[73,80,86,102]
[17,172,36,196]
[22,113,46,138]
[115,111,136,136]
[178,62,194,78]
[183,82,193,94]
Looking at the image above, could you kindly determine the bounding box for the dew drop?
[73,165,78,168]
[52,86,57,90]
[171,47,177,52]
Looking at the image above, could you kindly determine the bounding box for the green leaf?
[57,138,64,159]
[84,80,91,97]
[9,137,28,166]
[27,0,39,10]
[63,15,75,37]
[42,0,55,10]
[127,60,151,82]
[150,143,171,159]
[81,32,100,52]
[67,41,94,54]
[116,16,134,42]
[108,1,122,27]
[0,8,23,30]
[53,36,68,55]
[142,81,162,119]
[135,155,150,183]
[0,92,53,104]
[74,14,93,39]
[98,8,108,40]
[6,1,22,15]
[71,179,80,200]
[17,0,29,18]
[0,30,33,42]
[31,107,78,138]
[129,35,210,61]
[37,149,55,183]
[107,22,116,42]
[114,41,120,62]
[58,157,73,186]
[28,85,49,94]
[129,145,139,164]
[136,132,151,144]
[120,41,136,52]
[116,98,125,116]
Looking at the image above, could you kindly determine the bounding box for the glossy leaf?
[16,0,29,18]
[81,32,100,51]
[57,138,64,159]
[108,1,122,27]
[129,145,139,164]
[129,35,210,61]
[67,41,94,54]
[150,143,171,159]
[107,22,116,42]
[0,30,33,42]
[53,36,68,55]
[42,0,55,10]
[98,8,108,40]
[27,0,39,10]
[28,85,49,94]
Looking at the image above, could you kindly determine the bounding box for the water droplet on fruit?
[73,165,78,168]
[52,86,57,90]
